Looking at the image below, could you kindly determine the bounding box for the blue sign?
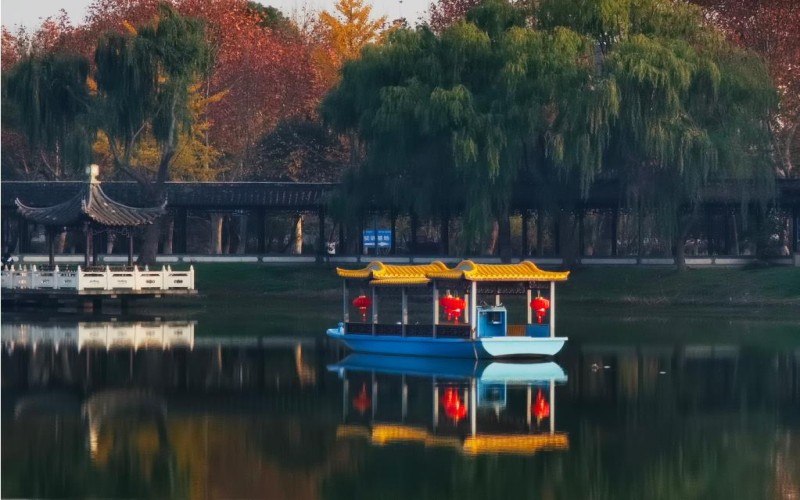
[363,229,392,248]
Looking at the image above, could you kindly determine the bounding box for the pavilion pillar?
[611,207,619,256]
[84,223,92,268]
[18,218,29,254]
[521,211,529,257]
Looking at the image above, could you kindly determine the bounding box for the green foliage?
[323,0,777,249]
[2,52,93,177]
[95,3,211,176]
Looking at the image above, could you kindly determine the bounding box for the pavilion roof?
[15,183,166,227]
[336,260,569,284]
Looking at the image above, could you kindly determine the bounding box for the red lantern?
[353,383,371,414]
[352,294,372,320]
[449,296,466,323]
[530,295,551,324]
[532,389,550,423]
[442,387,468,422]
[439,293,454,319]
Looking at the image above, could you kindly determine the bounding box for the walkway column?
[317,206,326,263]
[793,205,799,254]
[174,208,188,254]
[256,208,266,254]
[47,228,55,267]
[521,211,529,257]
[549,281,556,338]
[611,207,619,256]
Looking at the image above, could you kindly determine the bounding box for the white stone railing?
[0,265,195,291]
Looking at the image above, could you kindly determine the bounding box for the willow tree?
[94,3,210,263]
[2,53,94,179]
[323,0,776,266]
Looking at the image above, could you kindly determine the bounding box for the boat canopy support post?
[464,290,470,324]
[549,379,555,434]
[549,281,556,338]
[401,287,408,336]
[526,385,532,429]
[495,293,501,306]
[433,378,439,429]
[432,281,439,338]
[526,288,532,325]
[371,286,378,335]
[469,281,477,339]
[470,378,477,437]
[342,280,349,326]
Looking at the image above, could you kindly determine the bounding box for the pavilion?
[14,165,165,267]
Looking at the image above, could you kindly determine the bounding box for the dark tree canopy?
[323,0,777,255]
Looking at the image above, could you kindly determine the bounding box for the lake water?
[2,309,798,499]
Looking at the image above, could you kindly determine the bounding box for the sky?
[0,0,432,30]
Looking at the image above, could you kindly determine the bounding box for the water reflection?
[330,355,568,456]
[2,318,799,499]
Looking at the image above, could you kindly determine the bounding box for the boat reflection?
[329,354,569,456]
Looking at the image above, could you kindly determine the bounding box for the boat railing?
[344,322,470,339]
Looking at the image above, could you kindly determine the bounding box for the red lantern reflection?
[352,295,372,321]
[530,295,551,324]
[442,387,468,423]
[352,383,371,414]
[532,389,550,423]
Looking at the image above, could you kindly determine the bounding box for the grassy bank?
[191,263,800,307]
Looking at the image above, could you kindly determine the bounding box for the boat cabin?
[335,260,569,340]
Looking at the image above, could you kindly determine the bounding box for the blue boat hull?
[326,326,566,359]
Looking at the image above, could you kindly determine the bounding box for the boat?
[329,353,569,455]
[326,259,569,358]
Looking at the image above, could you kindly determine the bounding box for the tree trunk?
[293,214,304,255]
[163,217,174,255]
[138,220,162,265]
[210,213,224,254]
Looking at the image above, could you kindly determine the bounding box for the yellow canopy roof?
[336,260,568,283]
[337,424,569,455]
[427,260,569,282]
[336,261,450,283]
